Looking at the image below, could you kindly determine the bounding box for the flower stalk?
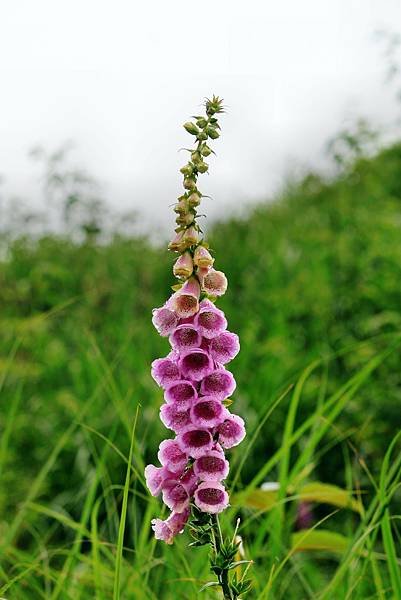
[145,96,252,598]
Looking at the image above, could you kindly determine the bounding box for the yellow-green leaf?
[233,489,278,510]
[291,529,350,554]
[298,482,363,514]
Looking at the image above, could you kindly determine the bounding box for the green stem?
[211,515,234,600]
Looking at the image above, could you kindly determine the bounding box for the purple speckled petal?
[160,403,192,433]
[200,369,236,400]
[177,427,213,458]
[194,481,229,514]
[209,331,240,364]
[178,348,214,381]
[164,380,198,408]
[216,413,246,449]
[193,450,229,482]
[169,324,202,352]
[151,358,181,388]
[190,397,227,428]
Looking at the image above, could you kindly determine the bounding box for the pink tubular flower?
[173,252,193,279]
[193,245,214,268]
[190,397,227,428]
[193,450,229,482]
[178,348,214,381]
[160,403,191,432]
[158,439,188,473]
[152,508,190,544]
[151,358,181,388]
[200,368,236,400]
[177,427,214,458]
[164,380,198,407]
[169,324,202,352]
[216,413,246,448]
[210,331,240,364]
[170,277,200,318]
[152,306,179,337]
[195,300,227,339]
[162,481,190,512]
[202,269,228,297]
[145,464,176,497]
[194,481,229,513]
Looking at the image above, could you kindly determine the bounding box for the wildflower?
[144,97,246,561]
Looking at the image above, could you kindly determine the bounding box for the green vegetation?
[1,142,401,598]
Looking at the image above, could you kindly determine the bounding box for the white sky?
[0,0,401,234]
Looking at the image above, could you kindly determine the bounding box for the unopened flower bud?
[173,252,193,278]
[191,151,202,164]
[200,144,212,157]
[183,122,199,135]
[206,126,220,140]
[196,117,208,128]
[187,192,201,207]
[176,212,195,226]
[197,162,208,174]
[183,177,196,190]
[183,226,198,246]
[194,245,214,268]
[168,230,186,252]
[197,132,208,141]
[180,164,193,176]
[174,199,189,215]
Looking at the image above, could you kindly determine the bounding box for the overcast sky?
[1,0,401,234]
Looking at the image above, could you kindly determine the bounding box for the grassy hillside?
[1,143,401,598]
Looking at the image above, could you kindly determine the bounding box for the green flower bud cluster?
[168,95,224,257]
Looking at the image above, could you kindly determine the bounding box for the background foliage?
[1,140,401,598]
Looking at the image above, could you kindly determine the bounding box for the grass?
[0,142,401,597]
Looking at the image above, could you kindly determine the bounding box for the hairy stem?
[211,515,234,600]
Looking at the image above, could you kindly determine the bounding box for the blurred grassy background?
[1,140,401,598]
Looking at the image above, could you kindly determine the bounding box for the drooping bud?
[206,126,220,140]
[193,245,214,268]
[202,269,228,297]
[183,177,196,190]
[183,122,199,135]
[196,117,208,128]
[197,131,208,141]
[200,143,212,157]
[168,230,186,252]
[180,164,193,176]
[183,226,198,247]
[191,151,202,164]
[176,211,195,226]
[174,199,189,215]
[197,162,209,174]
[173,252,193,279]
[188,192,201,207]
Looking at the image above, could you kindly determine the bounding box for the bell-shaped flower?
[202,269,228,297]
[190,397,227,428]
[151,357,181,388]
[177,426,213,458]
[200,368,236,400]
[194,481,229,514]
[193,450,229,482]
[158,439,188,473]
[216,413,246,449]
[210,331,240,364]
[170,277,200,318]
[194,300,227,339]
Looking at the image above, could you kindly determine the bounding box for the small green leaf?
[199,581,220,592]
